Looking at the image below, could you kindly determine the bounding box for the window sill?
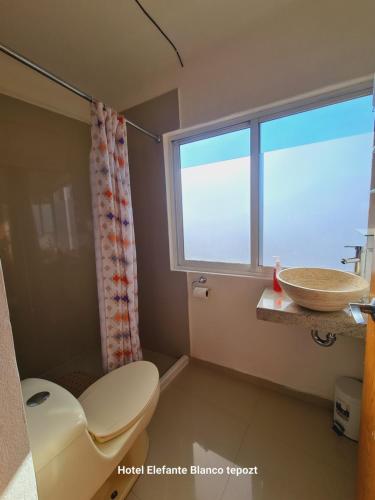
[172,263,273,280]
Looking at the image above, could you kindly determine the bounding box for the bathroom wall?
[116,0,374,399]
[188,273,365,400]
[177,54,371,399]
[0,263,37,500]
[0,52,90,124]
[117,0,375,126]
[178,11,375,399]
[0,93,101,379]
[124,90,190,358]
[0,0,371,395]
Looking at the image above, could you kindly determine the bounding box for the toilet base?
[92,431,149,500]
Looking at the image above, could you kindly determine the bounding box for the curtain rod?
[0,43,161,143]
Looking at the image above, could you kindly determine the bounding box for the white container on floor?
[333,377,362,441]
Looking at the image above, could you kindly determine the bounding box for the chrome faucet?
[341,245,362,275]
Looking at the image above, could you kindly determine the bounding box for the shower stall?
[0,77,189,395]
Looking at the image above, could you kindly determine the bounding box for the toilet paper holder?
[192,275,207,288]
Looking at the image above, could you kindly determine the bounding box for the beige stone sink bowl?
[277,267,369,312]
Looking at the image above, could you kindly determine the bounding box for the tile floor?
[131,361,357,500]
[142,349,178,376]
[44,348,177,396]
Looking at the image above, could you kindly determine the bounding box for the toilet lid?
[79,361,159,443]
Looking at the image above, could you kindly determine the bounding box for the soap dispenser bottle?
[273,256,282,292]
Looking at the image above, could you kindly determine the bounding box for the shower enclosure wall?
[0,93,102,391]
[125,89,190,372]
[0,89,189,394]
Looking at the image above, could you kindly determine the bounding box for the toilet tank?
[21,378,87,474]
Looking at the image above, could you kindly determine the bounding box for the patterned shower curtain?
[90,102,142,372]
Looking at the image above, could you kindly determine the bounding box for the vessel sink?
[277,267,369,312]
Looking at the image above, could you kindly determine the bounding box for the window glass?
[260,95,373,269]
[179,128,251,263]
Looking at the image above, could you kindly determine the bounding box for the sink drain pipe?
[311,330,337,347]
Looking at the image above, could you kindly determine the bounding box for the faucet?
[341,245,362,275]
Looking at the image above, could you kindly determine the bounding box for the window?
[180,127,251,264]
[165,85,374,275]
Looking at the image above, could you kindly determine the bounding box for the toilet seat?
[79,361,159,443]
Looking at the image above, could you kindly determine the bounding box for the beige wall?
[0,94,101,379]
[188,273,365,400]
[0,53,90,124]
[0,0,372,396]
[0,262,38,499]
[118,0,374,399]
[124,91,190,357]
[118,0,375,127]
[177,7,372,397]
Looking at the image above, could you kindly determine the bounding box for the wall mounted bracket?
[192,275,207,288]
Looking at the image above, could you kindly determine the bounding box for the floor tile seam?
[164,384,263,428]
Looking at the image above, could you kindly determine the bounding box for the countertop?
[256,288,366,339]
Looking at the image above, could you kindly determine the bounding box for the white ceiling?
[0,0,297,109]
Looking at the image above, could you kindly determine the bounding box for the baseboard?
[191,357,332,410]
[160,355,189,392]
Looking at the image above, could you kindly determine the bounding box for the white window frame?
[163,77,373,277]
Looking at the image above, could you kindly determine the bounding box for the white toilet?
[21,361,160,500]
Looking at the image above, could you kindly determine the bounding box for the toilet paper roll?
[192,286,209,299]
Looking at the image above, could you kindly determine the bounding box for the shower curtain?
[90,102,142,372]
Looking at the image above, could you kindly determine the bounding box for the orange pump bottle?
[273,256,282,292]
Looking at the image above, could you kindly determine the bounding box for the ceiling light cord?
[132,0,184,68]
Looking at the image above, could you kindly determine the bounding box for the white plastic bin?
[333,377,362,441]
